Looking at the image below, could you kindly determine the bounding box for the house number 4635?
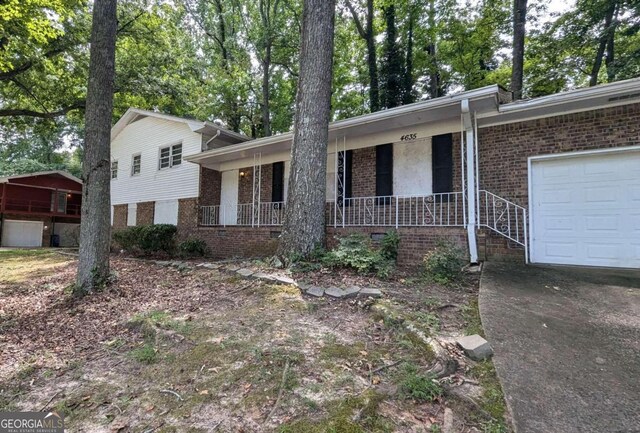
[400,133,417,141]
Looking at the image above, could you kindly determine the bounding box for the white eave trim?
[0,170,83,184]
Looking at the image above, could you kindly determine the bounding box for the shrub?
[322,233,394,278]
[179,238,207,257]
[423,239,465,284]
[112,224,177,254]
[380,230,400,260]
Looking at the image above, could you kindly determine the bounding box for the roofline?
[186,84,504,163]
[496,77,640,114]
[111,108,250,142]
[0,170,83,184]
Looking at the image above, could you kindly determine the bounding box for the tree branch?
[344,0,367,39]
[0,100,86,118]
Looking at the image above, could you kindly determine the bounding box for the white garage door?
[530,149,640,268]
[1,220,44,247]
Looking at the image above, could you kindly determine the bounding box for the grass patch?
[129,343,157,364]
[470,360,509,431]
[395,362,442,402]
[280,390,392,433]
[320,335,366,361]
[462,299,484,337]
[0,249,73,283]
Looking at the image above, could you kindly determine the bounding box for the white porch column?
[462,99,478,263]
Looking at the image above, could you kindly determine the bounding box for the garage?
[529,148,640,268]
[1,220,44,247]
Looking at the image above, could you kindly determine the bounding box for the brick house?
[111,78,640,268]
[0,171,82,247]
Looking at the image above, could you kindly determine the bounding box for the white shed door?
[530,150,640,268]
[1,220,44,247]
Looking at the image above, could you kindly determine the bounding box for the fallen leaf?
[199,390,209,395]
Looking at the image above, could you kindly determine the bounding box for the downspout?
[461,99,478,263]
[204,130,222,150]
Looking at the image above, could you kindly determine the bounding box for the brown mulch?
[0,257,233,381]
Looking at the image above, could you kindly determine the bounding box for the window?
[272,161,285,203]
[131,154,141,176]
[111,161,118,179]
[159,143,182,169]
[432,134,453,193]
[50,191,67,213]
[376,143,393,198]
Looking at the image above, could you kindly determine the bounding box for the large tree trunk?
[402,4,415,105]
[510,0,527,100]
[277,0,335,260]
[75,0,118,296]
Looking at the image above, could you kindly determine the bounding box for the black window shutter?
[432,133,453,193]
[376,143,393,197]
[271,161,285,202]
[337,150,353,206]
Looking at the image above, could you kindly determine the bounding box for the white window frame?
[131,153,141,176]
[111,160,118,179]
[158,142,183,170]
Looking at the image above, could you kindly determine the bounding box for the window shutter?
[376,144,393,197]
[271,161,285,202]
[432,133,453,193]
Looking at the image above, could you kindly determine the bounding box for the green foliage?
[380,230,400,260]
[396,362,443,402]
[422,239,465,285]
[112,224,177,254]
[179,238,207,257]
[129,343,157,364]
[322,233,394,278]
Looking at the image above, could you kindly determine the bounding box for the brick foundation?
[113,204,127,230]
[136,201,155,226]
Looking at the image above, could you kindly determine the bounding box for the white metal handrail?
[201,202,285,227]
[477,190,527,247]
[326,192,464,228]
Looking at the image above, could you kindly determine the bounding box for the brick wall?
[351,147,376,197]
[197,226,280,259]
[136,201,155,225]
[113,204,127,230]
[478,103,640,208]
[477,103,640,259]
[200,167,221,206]
[177,198,199,241]
[238,165,274,204]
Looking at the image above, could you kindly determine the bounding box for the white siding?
[393,138,433,196]
[111,117,202,205]
[127,203,137,226]
[154,199,179,225]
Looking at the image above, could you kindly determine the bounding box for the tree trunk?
[75,0,118,296]
[402,4,415,105]
[277,0,335,261]
[605,4,619,83]
[365,0,379,112]
[345,0,379,112]
[261,48,272,137]
[590,2,616,86]
[510,0,527,100]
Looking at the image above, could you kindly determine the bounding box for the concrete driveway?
[479,262,640,433]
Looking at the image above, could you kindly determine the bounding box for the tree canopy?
[1,0,640,171]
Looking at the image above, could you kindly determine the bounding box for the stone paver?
[343,286,361,298]
[305,286,324,297]
[324,287,346,298]
[456,334,492,361]
[359,288,383,298]
[236,268,254,277]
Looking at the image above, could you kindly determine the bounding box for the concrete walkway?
[479,262,640,433]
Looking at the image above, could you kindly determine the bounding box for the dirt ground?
[0,249,509,433]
